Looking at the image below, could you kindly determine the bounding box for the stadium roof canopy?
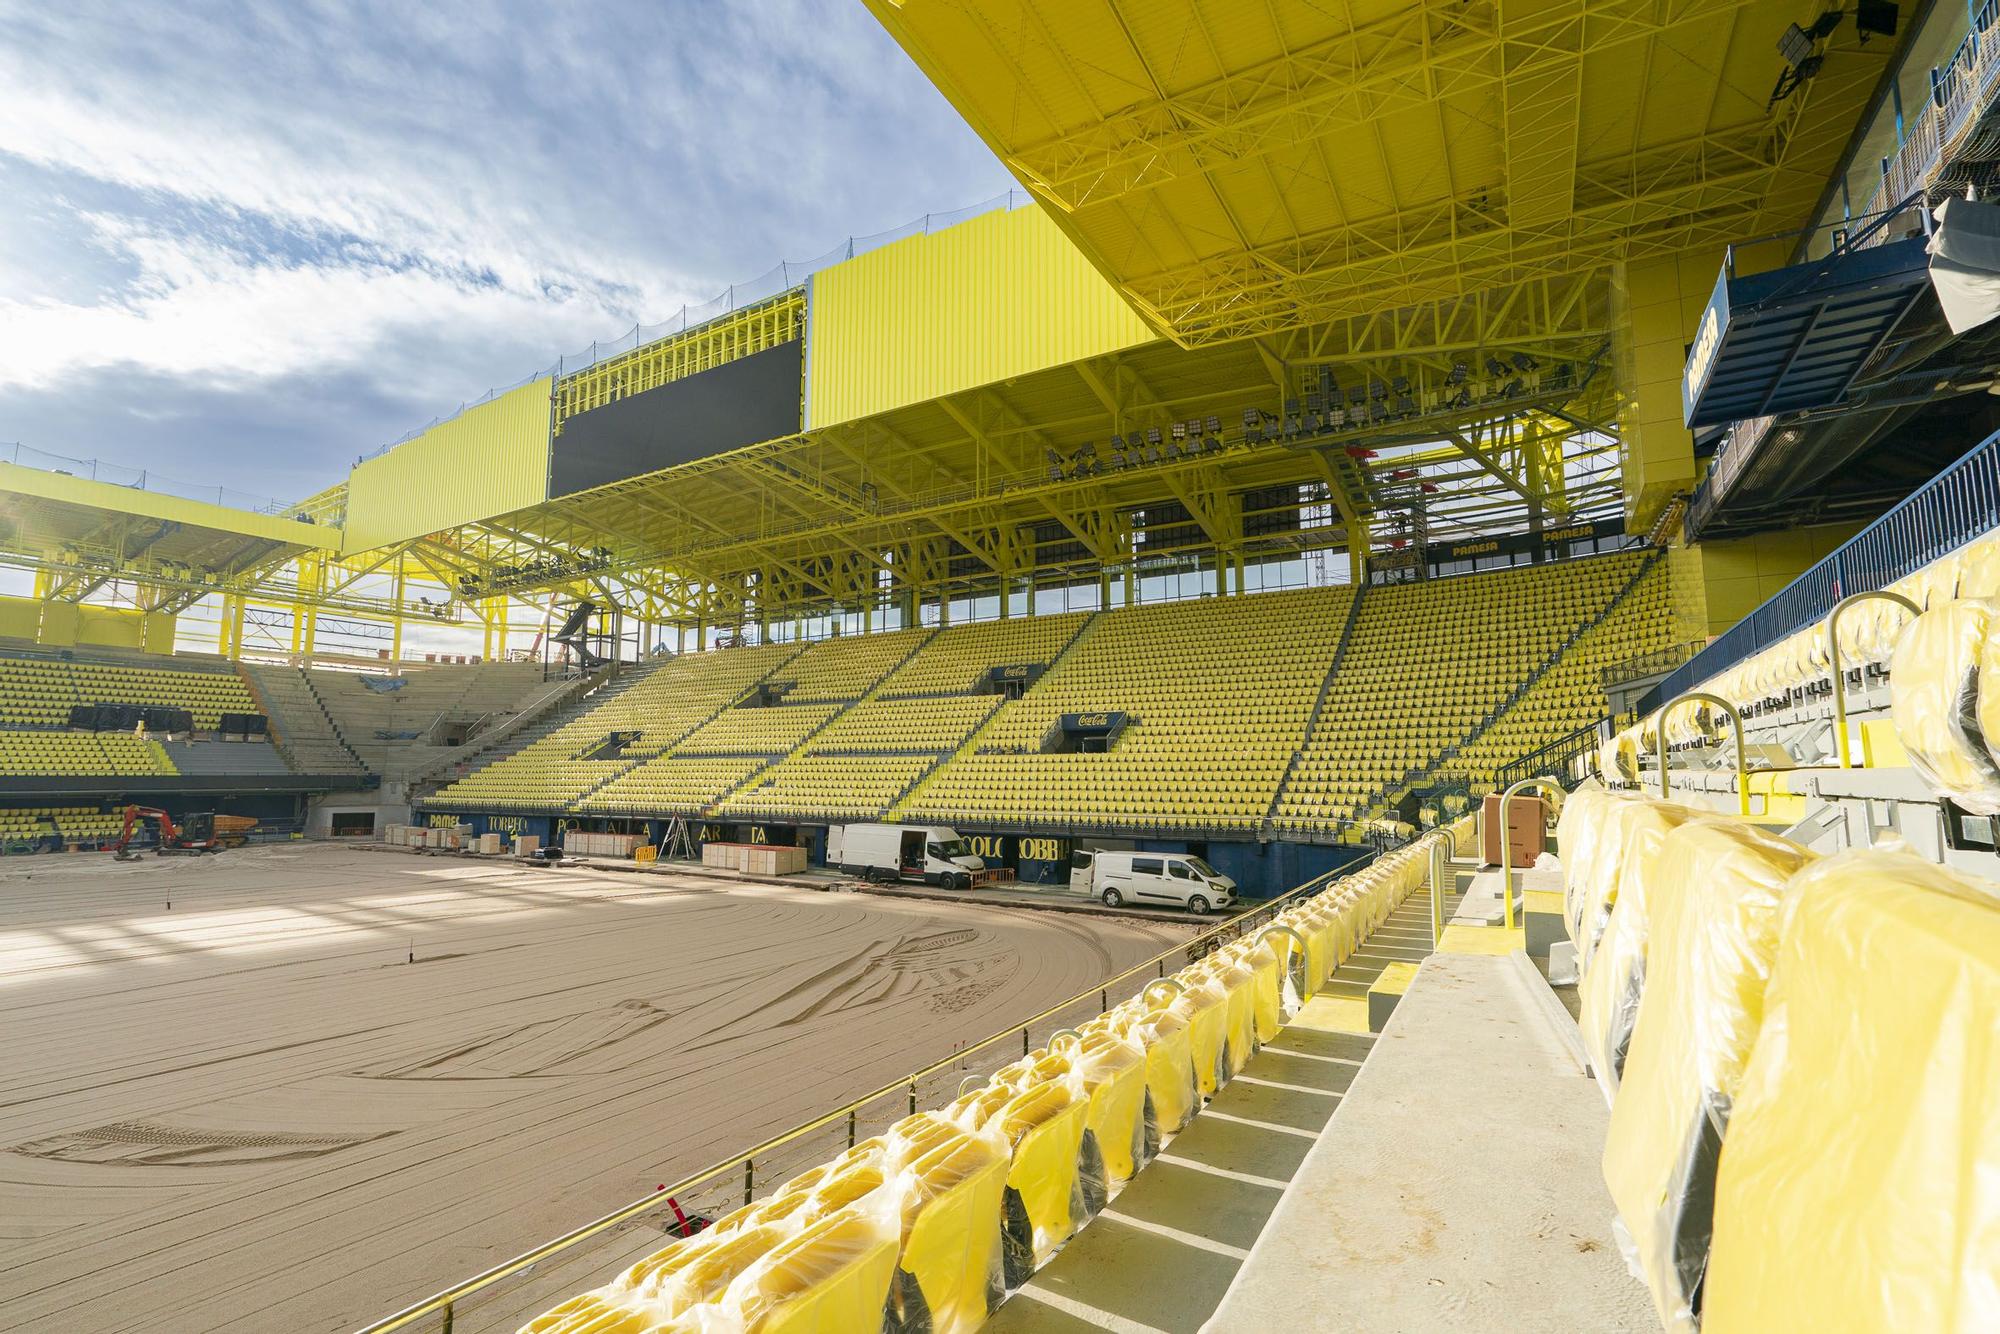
[0,0,1893,633]
[864,0,1883,346]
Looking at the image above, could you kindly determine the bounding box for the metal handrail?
[1497,777,1564,932]
[1259,926,1313,999]
[354,853,1375,1334]
[1827,590,1923,768]
[1643,428,2000,717]
[1653,690,1751,816]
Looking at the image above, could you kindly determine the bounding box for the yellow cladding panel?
[343,378,552,553]
[807,205,1158,429]
[0,463,337,550]
[0,597,39,641]
[0,597,180,650]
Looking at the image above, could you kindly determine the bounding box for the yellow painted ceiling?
[866,0,1889,344]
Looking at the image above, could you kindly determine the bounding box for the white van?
[1072,850,1237,914]
[830,823,985,888]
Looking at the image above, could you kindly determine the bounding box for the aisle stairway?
[985,862,1468,1333]
[239,663,368,778]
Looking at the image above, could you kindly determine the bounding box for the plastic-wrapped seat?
[719,1204,901,1333]
[586,1221,794,1327]
[882,1113,1009,1334]
[1168,977,1232,1097]
[1578,799,1699,1097]
[1555,784,1615,942]
[947,1079,1088,1284]
[1229,935,1289,1042]
[1889,599,2000,813]
[1190,953,1258,1079]
[1054,1030,1149,1189]
[1107,1001,1198,1145]
[1600,819,1815,1333]
[1567,791,1649,977]
[518,1291,693,1334]
[1703,847,2000,1332]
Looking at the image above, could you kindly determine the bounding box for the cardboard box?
[1480,792,1546,866]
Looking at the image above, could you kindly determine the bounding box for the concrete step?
[985,860,1472,1334]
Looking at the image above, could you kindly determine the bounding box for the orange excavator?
[111,806,256,860]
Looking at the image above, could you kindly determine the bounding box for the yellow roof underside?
[867,0,1885,345]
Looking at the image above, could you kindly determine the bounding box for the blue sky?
[0,1,1013,503]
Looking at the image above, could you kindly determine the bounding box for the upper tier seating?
[713,618,1091,822]
[877,613,1090,696]
[1440,559,1671,792]
[432,645,799,811]
[0,732,175,776]
[0,648,256,730]
[1272,551,1647,834]
[904,586,1355,832]
[428,553,1658,830]
[772,627,931,701]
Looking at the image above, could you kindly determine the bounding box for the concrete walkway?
[1205,949,1652,1332]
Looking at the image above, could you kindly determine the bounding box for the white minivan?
[1072,850,1237,914]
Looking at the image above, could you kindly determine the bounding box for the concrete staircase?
[985,865,1462,1334]
[240,663,368,778]
[305,660,557,783]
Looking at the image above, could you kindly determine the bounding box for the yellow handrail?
[1827,590,1922,768]
[1497,776,1563,932]
[1653,689,1751,816]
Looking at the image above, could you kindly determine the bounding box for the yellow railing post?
[1826,590,1921,768]
[1653,690,1752,816]
[1259,926,1313,1000]
[1497,776,1563,932]
[1429,838,1447,947]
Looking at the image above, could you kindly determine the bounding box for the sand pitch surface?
[0,846,1188,1332]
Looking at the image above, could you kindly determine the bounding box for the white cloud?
[0,0,1011,480]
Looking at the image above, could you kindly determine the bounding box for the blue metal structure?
[1640,428,2000,715]
[1682,230,1934,430]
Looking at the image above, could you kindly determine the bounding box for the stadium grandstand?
[2,2,1997,1332]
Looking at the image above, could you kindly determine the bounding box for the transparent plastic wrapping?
[1231,935,1288,1042]
[1564,790,1636,963]
[1577,800,1699,1096]
[518,836,1482,1334]
[882,1113,1009,1334]
[1704,847,2000,1333]
[1191,954,1258,1079]
[1953,530,2000,599]
[1059,1030,1149,1190]
[1888,599,2000,814]
[1600,819,1815,1334]
[1170,977,1232,1098]
[713,1197,902,1334]
[986,1080,1089,1278]
[1555,785,1613,941]
[600,1218,796,1327]
[1120,1002,1198,1139]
